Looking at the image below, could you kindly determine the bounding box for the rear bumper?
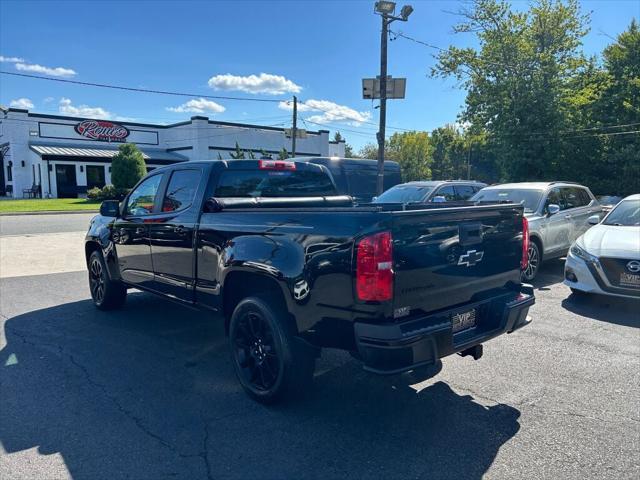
[354,287,535,375]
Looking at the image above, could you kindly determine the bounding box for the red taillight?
[259,160,296,170]
[356,231,393,301]
[521,216,529,271]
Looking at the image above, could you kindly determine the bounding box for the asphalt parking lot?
[0,214,638,479]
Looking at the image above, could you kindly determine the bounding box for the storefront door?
[55,164,78,198]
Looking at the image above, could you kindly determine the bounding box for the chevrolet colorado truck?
[85,159,534,403]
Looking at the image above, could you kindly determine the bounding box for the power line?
[0,71,282,103]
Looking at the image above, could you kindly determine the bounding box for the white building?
[0,108,345,198]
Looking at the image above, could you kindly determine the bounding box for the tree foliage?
[110,143,146,189]
[387,131,432,181]
[430,0,639,195]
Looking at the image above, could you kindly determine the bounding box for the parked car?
[86,159,534,403]
[373,180,487,205]
[292,157,401,203]
[471,182,604,281]
[596,195,624,214]
[564,194,640,299]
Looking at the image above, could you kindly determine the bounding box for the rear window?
[374,185,433,203]
[214,169,337,198]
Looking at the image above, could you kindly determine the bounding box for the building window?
[7,161,12,182]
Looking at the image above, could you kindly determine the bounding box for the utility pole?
[376,16,389,196]
[372,2,413,195]
[467,140,472,180]
[291,95,297,158]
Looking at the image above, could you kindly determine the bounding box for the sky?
[0,0,638,150]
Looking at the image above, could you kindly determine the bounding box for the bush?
[87,185,128,201]
[111,143,146,189]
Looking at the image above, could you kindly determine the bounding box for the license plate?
[452,308,477,333]
[620,272,640,288]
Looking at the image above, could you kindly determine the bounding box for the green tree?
[333,131,356,157]
[229,142,245,159]
[278,148,289,160]
[110,143,146,189]
[358,142,380,160]
[432,0,590,182]
[387,131,432,181]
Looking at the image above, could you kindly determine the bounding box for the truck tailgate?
[391,204,523,318]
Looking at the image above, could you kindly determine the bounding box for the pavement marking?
[0,231,87,279]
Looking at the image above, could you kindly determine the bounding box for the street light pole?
[373,2,413,196]
[291,95,297,158]
[376,15,389,196]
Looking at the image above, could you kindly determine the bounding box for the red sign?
[75,120,130,141]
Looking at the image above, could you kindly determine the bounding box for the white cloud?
[208,73,302,95]
[279,99,371,126]
[59,98,111,118]
[0,55,25,63]
[16,62,76,77]
[9,97,34,109]
[166,98,226,114]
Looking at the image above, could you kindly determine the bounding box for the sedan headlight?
[570,242,598,263]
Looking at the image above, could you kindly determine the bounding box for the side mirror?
[100,200,120,217]
[547,204,560,216]
[588,215,600,225]
[431,195,446,203]
[372,196,378,202]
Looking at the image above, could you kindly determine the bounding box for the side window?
[433,185,456,201]
[162,169,201,212]
[578,188,592,206]
[546,188,566,211]
[563,187,585,209]
[455,185,476,200]
[125,174,162,216]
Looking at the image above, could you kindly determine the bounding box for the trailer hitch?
[458,344,483,361]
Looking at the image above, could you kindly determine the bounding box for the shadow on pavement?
[531,257,566,290]
[561,293,640,328]
[0,293,520,479]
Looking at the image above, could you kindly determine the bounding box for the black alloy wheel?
[88,250,127,310]
[233,310,281,392]
[89,256,106,304]
[229,296,316,404]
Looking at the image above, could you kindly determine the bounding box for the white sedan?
[564,194,640,299]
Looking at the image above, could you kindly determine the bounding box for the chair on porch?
[22,184,41,199]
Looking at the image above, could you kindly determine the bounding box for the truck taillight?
[356,231,393,302]
[521,216,529,271]
[259,160,296,170]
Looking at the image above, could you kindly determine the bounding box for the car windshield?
[603,199,640,226]
[471,188,542,212]
[374,185,434,203]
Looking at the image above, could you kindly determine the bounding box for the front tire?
[229,296,316,404]
[88,250,127,310]
[522,241,541,281]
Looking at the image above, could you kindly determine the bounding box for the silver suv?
[471,182,604,280]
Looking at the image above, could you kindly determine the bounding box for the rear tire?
[88,250,127,310]
[522,241,541,281]
[229,296,316,404]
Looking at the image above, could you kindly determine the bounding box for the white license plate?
[620,273,640,287]
[452,309,477,333]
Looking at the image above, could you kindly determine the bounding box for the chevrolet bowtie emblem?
[458,250,484,267]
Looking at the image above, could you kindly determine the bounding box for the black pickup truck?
[86,159,534,403]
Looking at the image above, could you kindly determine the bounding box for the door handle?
[564,215,572,219]
[135,227,145,235]
[174,225,186,235]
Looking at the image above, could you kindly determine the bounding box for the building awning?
[30,142,187,164]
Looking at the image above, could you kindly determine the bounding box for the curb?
[0,210,98,217]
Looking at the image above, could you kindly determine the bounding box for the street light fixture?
[374,1,396,15]
[400,5,413,20]
[372,2,413,196]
